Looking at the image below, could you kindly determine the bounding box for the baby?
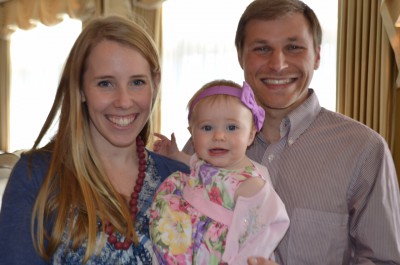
[150,80,289,264]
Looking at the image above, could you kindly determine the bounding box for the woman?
[0,15,189,264]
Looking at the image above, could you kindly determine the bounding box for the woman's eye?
[98,80,112,87]
[131,79,145,86]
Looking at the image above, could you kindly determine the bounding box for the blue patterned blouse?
[0,150,189,265]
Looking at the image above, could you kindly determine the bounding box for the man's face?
[238,12,320,113]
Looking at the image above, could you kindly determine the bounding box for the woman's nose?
[114,88,133,109]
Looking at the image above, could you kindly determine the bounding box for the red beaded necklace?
[105,136,146,250]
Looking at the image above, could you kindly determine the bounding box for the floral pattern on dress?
[150,155,262,265]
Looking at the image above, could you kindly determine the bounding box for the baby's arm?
[224,163,289,264]
[153,132,191,165]
[235,176,265,200]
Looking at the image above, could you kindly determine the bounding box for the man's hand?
[247,257,278,265]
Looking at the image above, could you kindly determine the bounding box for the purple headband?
[188,81,265,131]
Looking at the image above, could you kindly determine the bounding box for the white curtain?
[160,0,338,149]
[1,0,164,151]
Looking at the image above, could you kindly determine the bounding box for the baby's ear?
[248,125,257,146]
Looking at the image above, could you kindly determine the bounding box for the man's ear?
[314,46,321,70]
[237,49,244,69]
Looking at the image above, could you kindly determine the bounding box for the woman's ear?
[81,90,86,102]
[153,72,161,100]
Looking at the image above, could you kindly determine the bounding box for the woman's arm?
[0,154,49,265]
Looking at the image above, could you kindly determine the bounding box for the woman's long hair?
[30,15,161,261]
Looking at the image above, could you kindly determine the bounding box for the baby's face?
[189,97,256,169]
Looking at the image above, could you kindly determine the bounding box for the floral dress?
[150,155,289,265]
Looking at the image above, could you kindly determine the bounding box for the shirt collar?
[255,89,321,145]
[286,89,321,144]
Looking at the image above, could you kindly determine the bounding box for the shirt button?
[268,154,274,162]
[288,138,294,146]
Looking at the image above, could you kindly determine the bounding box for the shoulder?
[0,150,51,207]
[318,108,388,148]
[320,108,381,135]
[147,150,190,175]
[9,150,51,185]
[236,177,265,199]
[315,109,394,169]
[236,161,269,199]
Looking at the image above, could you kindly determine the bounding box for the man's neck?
[260,108,287,144]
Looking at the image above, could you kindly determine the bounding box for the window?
[9,16,81,151]
[8,1,338,151]
[161,0,338,149]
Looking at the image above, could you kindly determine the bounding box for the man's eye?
[287,45,302,51]
[254,46,268,52]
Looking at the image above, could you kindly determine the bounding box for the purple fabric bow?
[188,81,265,131]
[240,82,265,131]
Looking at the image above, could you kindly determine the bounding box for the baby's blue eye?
[201,125,212,131]
[227,125,237,131]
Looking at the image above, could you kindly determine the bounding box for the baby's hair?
[187,79,265,132]
[187,79,243,123]
[187,79,241,110]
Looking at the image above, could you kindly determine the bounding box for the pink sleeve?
[222,179,290,265]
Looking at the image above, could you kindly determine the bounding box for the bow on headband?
[188,81,265,131]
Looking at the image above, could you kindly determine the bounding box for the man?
[154,0,400,264]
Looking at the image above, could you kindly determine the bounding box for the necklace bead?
[105,136,146,250]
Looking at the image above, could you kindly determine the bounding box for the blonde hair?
[30,15,160,261]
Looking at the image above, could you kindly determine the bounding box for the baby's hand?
[153,133,191,165]
[153,133,180,158]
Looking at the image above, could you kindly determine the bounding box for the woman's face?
[82,40,155,150]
